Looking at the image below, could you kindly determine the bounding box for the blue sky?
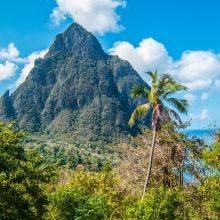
[0,0,220,129]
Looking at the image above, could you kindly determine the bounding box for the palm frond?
[131,85,149,99]
[128,103,151,127]
[129,72,188,128]
[158,74,175,87]
[165,97,188,114]
[168,108,183,125]
[146,71,155,79]
[164,82,187,92]
[158,74,188,97]
[146,71,158,84]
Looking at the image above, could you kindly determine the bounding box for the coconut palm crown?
[129,71,188,128]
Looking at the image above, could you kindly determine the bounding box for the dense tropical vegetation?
[0,122,55,219]
[0,121,219,219]
[0,70,219,219]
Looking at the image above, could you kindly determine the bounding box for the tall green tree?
[0,122,55,220]
[203,131,220,171]
[128,71,188,198]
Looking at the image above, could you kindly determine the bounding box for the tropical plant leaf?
[131,85,149,99]
[146,71,155,79]
[158,74,187,97]
[128,103,151,127]
[161,84,187,96]
[167,108,183,125]
[146,71,157,84]
[158,74,175,87]
[165,97,188,114]
[129,72,188,128]
[159,85,187,99]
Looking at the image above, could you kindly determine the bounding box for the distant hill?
[0,23,149,143]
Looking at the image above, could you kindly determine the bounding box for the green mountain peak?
[0,23,148,142]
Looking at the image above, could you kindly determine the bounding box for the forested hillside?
[0,23,149,144]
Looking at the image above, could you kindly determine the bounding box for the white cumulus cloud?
[51,0,126,35]
[0,61,17,81]
[0,43,48,86]
[171,51,220,90]
[16,49,48,87]
[0,43,26,63]
[109,38,172,80]
[109,38,220,91]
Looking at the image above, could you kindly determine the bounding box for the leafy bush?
[46,168,124,220]
[0,122,55,220]
[0,122,219,219]
[123,187,184,220]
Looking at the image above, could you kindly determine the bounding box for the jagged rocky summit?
[0,23,149,142]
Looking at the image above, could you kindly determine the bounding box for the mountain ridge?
[0,23,149,142]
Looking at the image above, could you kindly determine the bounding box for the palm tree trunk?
[180,156,184,187]
[142,125,157,200]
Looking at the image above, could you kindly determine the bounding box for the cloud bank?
[51,0,126,35]
[0,43,48,86]
[0,61,17,81]
[109,38,172,81]
[0,43,19,81]
[109,38,220,91]
[0,43,26,63]
[16,49,48,86]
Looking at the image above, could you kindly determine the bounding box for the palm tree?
[128,71,188,198]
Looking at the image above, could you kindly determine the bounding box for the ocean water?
[183,129,218,182]
[184,129,217,144]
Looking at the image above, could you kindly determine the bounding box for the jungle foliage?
[0,122,219,219]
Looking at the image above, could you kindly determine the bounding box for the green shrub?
[46,169,124,219]
[123,187,184,220]
[0,122,55,220]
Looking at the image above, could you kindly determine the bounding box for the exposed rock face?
[0,90,15,121]
[0,23,149,141]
